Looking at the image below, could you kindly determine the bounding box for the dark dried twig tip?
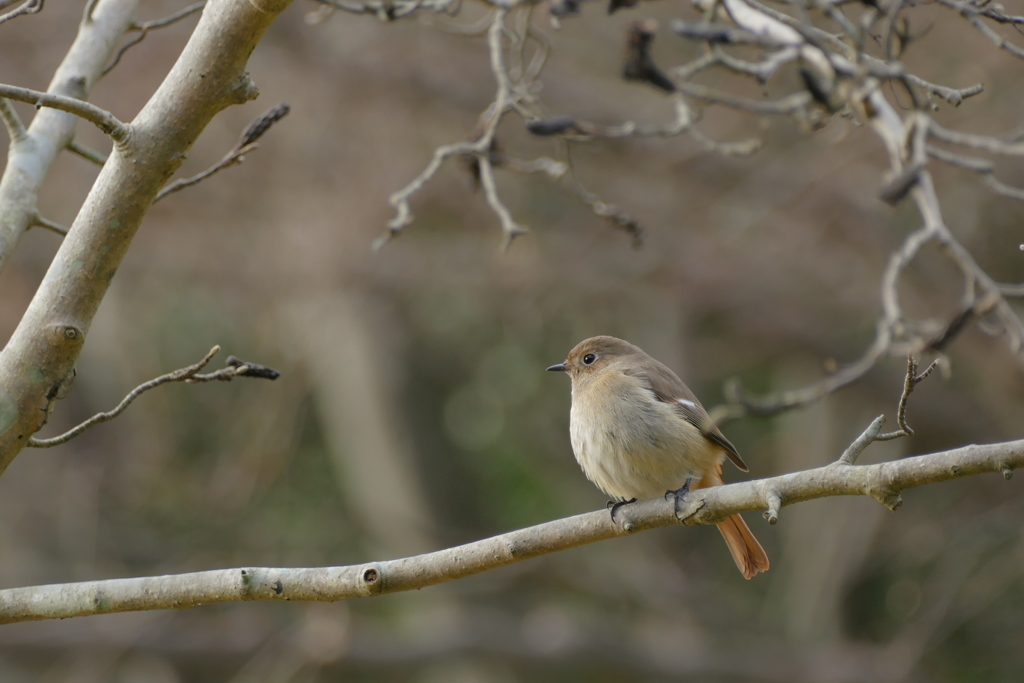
[672,21,766,45]
[239,103,291,148]
[876,355,938,441]
[608,0,638,14]
[927,294,999,351]
[548,0,579,17]
[526,116,579,137]
[913,358,939,383]
[225,356,281,380]
[799,66,837,111]
[623,20,676,94]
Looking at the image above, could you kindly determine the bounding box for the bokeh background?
[0,1,1022,681]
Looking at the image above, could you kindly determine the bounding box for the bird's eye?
[582,353,596,365]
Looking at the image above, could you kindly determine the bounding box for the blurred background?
[0,1,1022,681]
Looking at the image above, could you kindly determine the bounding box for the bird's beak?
[546,363,567,372]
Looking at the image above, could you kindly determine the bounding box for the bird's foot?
[665,476,693,515]
[607,498,638,530]
[663,479,696,505]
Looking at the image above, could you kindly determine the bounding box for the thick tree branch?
[0,0,140,275]
[0,0,294,478]
[0,438,1019,624]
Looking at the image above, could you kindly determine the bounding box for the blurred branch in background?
[0,0,42,26]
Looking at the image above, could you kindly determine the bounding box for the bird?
[547,335,769,579]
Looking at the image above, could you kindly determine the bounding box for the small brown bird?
[548,336,769,579]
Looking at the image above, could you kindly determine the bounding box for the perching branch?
[27,346,279,448]
[1,437,1020,624]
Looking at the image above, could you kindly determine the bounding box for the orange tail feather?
[694,463,770,580]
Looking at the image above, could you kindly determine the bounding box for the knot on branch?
[763,488,783,525]
[360,565,384,595]
[50,323,84,346]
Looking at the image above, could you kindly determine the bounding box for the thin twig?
[0,98,27,141]
[103,2,206,77]
[31,213,68,236]
[929,121,1024,156]
[564,145,644,247]
[876,355,940,440]
[377,9,521,249]
[0,83,127,142]
[937,0,1024,59]
[836,415,886,466]
[27,346,279,448]
[155,103,290,202]
[0,0,41,26]
[66,139,108,165]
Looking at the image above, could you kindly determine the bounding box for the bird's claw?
[665,476,693,515]
[607,498,637,530]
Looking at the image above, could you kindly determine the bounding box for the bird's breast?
[569,371,718,500]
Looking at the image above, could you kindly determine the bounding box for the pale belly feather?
[569,373,719,501]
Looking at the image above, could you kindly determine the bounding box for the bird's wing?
[627,360,749,472]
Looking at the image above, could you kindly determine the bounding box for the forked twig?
[27,346,279,448]
[875,355,940,441]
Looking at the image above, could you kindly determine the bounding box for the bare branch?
[31,212,68,236]
[378,9,520,248]
[0,83,128,142]
[929,121,1024,156]
[477,153,528,251]
[310,0,457,21]
[1,438,1021,624]
[564,146,644,247]
[0,0,41,26]
[0,0,294,478]
[674,81,813,117]
[155,103,290,202]
[937,0,1024,59]
[0,97,27,141]
[66,139,108,165]
[876,355,939,440]
[27,346,279,448]
[102,2,207,77]
[837,415,886,466]
[0,0,138,282]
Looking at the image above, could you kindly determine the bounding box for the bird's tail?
[694,464,770,580]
